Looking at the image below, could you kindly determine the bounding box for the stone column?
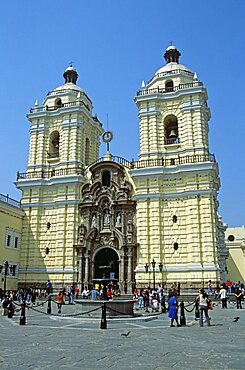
[78,252,83,291]
[120,248,125,290]
[84,254,89,287]
[91,261,95,282]
[127,248,133,293]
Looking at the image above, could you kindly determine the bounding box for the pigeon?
[233,317,240,322]
[121,331,131,337]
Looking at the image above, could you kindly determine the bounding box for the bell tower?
[131,46,227,289]
[136,45,210,162]
[16,66,103,288]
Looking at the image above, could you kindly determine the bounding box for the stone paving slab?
[0,301,245,369]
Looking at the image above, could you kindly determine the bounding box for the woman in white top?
[197,288,211,327]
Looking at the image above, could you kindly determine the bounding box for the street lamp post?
[151,259,156,291]
[3,261,9,295]
[159,262,163,288]
[145,260,164,291]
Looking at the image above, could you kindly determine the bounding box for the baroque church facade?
[15,45,228,291]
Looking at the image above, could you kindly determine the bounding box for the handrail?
[147,69,194,85]
[0,193,21,208]
[16,166,85,180]
[136,81,203,97]
[46,89,92,104]
[87,153,215,170]
[29,100,91,113]
[17,154,215,181]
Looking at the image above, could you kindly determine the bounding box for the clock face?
[102,130,113,143]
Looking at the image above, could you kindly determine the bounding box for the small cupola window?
[55,98,62,108]
[165,80,174,92]
[102,170,110,187]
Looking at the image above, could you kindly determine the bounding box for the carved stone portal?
[75,161,137,293]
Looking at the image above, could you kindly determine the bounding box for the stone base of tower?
[135,265,221,290]
[18,272,77,291]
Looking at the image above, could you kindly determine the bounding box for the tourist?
[226,280,232,294]
[106,287,113,300]
[75,286,79,299]
[69,286,75,304]
[82,287,89,299]
[220,284,228,308]
[207,280,212,295]
[46,279,52,295]
[234,285,243,309]
[138,288,144,310]
[197,288,211,327]
[88,287,99,300]
[168,292,180,327]
[57,291,63,313]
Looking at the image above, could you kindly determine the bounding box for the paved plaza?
[0,300,245,369]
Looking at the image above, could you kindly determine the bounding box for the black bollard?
[20,300,26,325]
[100,302,107,329]
[179,300,186,326]
[47,295,52,314]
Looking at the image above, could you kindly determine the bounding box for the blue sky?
[0,0,244,227]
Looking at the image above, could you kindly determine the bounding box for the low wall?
[75,299,134,317]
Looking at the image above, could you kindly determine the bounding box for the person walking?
[57,291,63,313]
[46,280,52,295]
[207,280,212,295]
[168,292,181,327]
[138,288,145,310]
[220,284,228,308]
[197,288,211,327]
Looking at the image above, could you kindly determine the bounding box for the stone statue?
[116,213,121,227]
[91,214,97,228]
[103,209,110,227]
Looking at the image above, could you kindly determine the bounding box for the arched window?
[164,114,179,145]
[102,170,110,187]
[85,138,90,166]
[54,98,62,108]
[165,80,174,92]
[48,131,60,158]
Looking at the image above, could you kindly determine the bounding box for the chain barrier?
[28,304,102,317]
[183,300,196,313]
[105,305,133,316]
[14,307,22,313]
[14,299,49,308]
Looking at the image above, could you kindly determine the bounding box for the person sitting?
[213,287,221,299]
[82,287,89,299]
[88,287,99,300]
[106,288,113,300]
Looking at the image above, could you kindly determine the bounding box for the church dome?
[52,65,84,93]
[155,62,192,75]
[154,45,192,76]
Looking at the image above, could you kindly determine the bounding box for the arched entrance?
[94,247,119,282]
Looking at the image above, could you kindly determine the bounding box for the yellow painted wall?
[0,198,23,291]
[225,227,245,283]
